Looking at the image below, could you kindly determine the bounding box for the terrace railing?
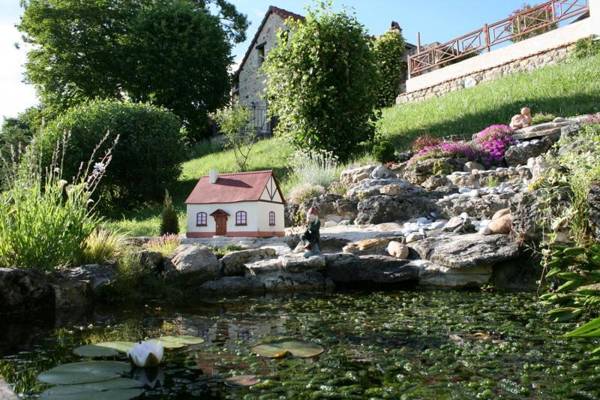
[409,0,589,77]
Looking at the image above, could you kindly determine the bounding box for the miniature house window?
[256,43,266,66]
[196,212,207,227]
[235,211,247,226]
[269,211,276,226]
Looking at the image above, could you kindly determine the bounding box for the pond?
[1,290,599,399]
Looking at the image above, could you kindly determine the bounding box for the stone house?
[232,6,416,135]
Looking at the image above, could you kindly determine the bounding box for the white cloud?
[0,23,38,120]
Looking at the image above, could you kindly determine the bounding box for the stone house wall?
[237,13,287,109]
[397,43,576,104]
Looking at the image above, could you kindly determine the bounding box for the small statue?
[301,207,321,258]
[510,107,532,130]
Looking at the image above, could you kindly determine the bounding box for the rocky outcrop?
[409,233,520,269]
[355,192,439,225]
[404,157,467,185]
[340,165,378,185]
[199,272,333,295]
[505,136,557,167]
[325,254,419,284]
[342,237,403,255]
[446,167,530,189]
[220,248,277,276]
[0,378,17,400]
[0,268,54,315]
[437,189,514,220]
[171,245,219,280]
[62,264,117,290]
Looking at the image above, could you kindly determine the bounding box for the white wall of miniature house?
[186,202,285,234]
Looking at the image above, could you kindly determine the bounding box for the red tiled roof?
[185,170,284,205]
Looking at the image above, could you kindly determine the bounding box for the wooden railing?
[409,0,589,77]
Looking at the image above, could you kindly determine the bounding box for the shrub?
[372,29,406,108]
[474,124,515,165]
[0,133,113,270]
[80,229,125,264]
[291,150,339,188]
[409,140,481,165]
[36,99,184,207]
[160,190,179,236]
[372,140,396,163]
[210,104,255,171]
[263,3,379,161]
[574,36,600,59]
[510,3,556,42]
[288,183,325,205]
[146,234,180,257]
[412,135,442,152]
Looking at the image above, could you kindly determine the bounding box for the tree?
[160,190,180,235]
[262,3,379,162]
[511,3,557,42]
[36,99,185,207]
[18,0,247,142]
[372,30,406,108]
[211,104,255,171]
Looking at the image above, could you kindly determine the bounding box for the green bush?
[574,36,600,59]
[36,100,184,207]
[372,140,396,163]
[372,30,406,108]
[211,104,255,171]
[263,3,379,161]
[160,190,179,236]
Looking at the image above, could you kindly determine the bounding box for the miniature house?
[185,170,285,238]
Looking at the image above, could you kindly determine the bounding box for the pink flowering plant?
[474,124,515,165]
[409,140,482,164]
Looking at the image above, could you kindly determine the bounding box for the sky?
[0,0,531,120]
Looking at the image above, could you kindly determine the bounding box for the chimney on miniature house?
[209,168,219,184]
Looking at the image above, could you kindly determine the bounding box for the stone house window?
[269,211,276,226]
[256,43,266,66]
[235,211,248,226]
[196,212,207,227]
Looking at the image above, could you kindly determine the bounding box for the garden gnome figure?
[510,107,533,130]
[301,207,321,258]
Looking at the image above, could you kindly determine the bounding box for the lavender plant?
[474,124,515,165]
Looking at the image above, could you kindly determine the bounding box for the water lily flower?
[128,340,164,368]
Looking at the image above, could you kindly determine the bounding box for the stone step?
[244,254,326,276]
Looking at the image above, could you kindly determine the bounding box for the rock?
[492,208,511,220]
[387,241,409,259]
[171,245,219,279]
[379,183,404,196]
[199,272,333,295]
[342,237,402,255]
[0,268,54,315]
[406,232,425,243]
[370,165,396,179]
[404,157,467,185]
[245,258,283,276]
[409,233,520,269]
[417,261,492,288]
[139,250,163,271]
[199,276,265,294]
[355,191,439,225]
[220,248,277,276]
[487,214,512,235]
[421,175,452,191]
[347,178,411,198]
[62,264,117,290]
[505,136,557,167]
[464,161,485,172]
[281,254,326,273]
[51,279,93,311]
[437,191,513,220]
[527,156,548,183]
[340,165,377,185]
[324,221,338,228]
[512,120,576,140]
[588,181,600,241]
[325,254,419,284]
[0,378,17,400]
[443,215,475,234]
[319,237,352,252]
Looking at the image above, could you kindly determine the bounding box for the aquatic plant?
[128,341,164,368]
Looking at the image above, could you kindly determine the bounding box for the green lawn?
[379,54,600,148]
[107,54,600,236]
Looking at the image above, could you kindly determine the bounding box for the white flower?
[128,340,164,368]
[93,162,106,174]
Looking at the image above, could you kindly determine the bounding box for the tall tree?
[372,29,406,108]
[18,0,248,141]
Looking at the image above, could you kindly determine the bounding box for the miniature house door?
[211,210,229,236]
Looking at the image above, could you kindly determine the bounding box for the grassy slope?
[107,55,600,236]
[379,54,600,148]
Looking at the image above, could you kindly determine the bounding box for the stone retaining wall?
[397,43,575,104]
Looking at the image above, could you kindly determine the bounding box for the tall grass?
[0,133,115,270]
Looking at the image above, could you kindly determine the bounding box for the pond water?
[1,290,599,399]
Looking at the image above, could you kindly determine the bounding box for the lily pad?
[40,378,143,400]
[73,345,119,358]
[156,335,204,349]
[38,361,131,385]
[251,340,325,358]
[225,374,260,387]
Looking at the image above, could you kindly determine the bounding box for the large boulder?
[294,194,358,225]
[52,279,93,311]
[340,165,378,185]
[404,157,467,185]
[342,237,403,255]
[171,245,219,280]
[325,253,419,284]
[220,248,277,276]
[0,378,17,400]
[199,272,333,295]
[437,191,513,220]
[409,233,520,269]
[504,136,557,167]
[588,181,600,241]
[0,268,54,315]
[355,192,439,225]
[63,264,117,290]
[416,261,492,288]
